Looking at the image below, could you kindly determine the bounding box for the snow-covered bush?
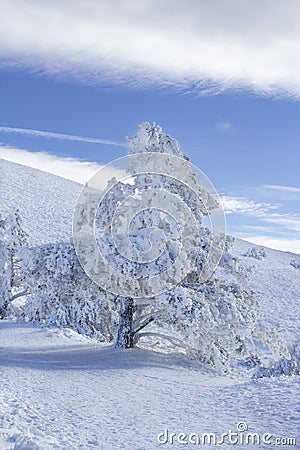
[243,247,266,260]
[253,340,300,378]
[290,259,300,270]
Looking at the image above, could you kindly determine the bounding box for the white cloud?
[238,235,300,254]
[0,145,130,189]
[221,195,278,215]
[222,193,300,254]
[0,1,300,96]
[0,126,125,147]
[0,145,103,184]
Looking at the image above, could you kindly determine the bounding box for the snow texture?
[0,320,299,449]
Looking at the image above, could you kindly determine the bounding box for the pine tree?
[85,122,259,372]
[19,123,260,373]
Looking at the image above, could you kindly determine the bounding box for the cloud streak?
[222,193,300,253]
[262,214,300,233]
[263,184,300,194]
[0,1,300,96]
[0,145,130,187]
[0,126,126,147]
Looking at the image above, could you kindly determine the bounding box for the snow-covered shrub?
[290,259,300,270]
[253,340,300,378]
[239,321,300,379]
[218,238,254,284]
[243,247,266,260]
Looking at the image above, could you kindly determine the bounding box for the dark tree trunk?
[115,297,134,349]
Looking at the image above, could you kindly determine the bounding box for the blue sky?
[0,1,299,253]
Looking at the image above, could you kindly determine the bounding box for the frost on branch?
[149,281,259,373]
[127,122,188,159]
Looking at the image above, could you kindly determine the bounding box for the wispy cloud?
[221,195,278,215]
[0,1,300,96]
[263,184,300,194]
[222,193,300,254]
[0,126,126,147]
[261,214,300,233]
[216,121,232,131]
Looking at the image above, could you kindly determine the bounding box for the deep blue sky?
[1,68,299,191]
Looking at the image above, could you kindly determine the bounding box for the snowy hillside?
[232,239,300,341]
[0,158,81,245]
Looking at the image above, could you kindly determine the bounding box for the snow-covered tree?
[0,210,29,318]
[73,122,260,372]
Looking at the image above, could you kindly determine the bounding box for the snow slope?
[0,320,299,449]
[232,239,300,341]
[0,158,81,245]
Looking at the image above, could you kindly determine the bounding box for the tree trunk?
[115,297,134,349]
